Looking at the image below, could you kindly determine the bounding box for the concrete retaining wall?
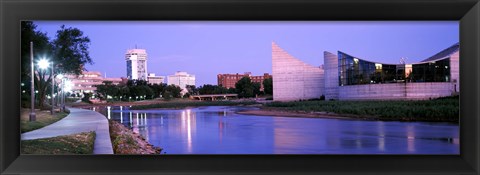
[338,82,455,100]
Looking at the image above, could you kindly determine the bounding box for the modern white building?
[272,42,460,101]
[167,71,196,94]
[125,48,148,80]
[147,73,165,85]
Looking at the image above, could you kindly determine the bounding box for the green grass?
[20,108,70,133]
[21,131,96,154]
[130,100,259,110]
[265,96,459,122]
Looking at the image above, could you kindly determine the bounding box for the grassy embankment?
[21,132,96,154]
[129,100,259,110]
[264,96,459,122]
[109,120,162,154]
[20,108,70,133]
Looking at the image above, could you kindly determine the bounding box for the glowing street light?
[37,58,50,69]
[38,58,56,115]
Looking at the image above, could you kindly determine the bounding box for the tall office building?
[167,71,196,94]
[125,48,148,80]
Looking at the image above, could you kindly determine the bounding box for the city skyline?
[33,21,459,86]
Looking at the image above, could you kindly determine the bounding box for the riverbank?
[69,99,166,108]
[237,109,378,120]
[129,100,258,110]
[259,96,459,122]
[109,120,162,154]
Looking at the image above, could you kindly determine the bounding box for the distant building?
[217,72,272,91]
[147,73,165,85]
[65,71,122,95]
[167,71,196,94]
[125,48,148,80]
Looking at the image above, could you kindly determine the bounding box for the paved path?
[21,108,114,154]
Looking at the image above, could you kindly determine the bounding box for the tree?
[118,85,130,100]
[262,78,273,95]
[52,25,93,76]
[227,88,236,94]
[235,77,256,98]
[149,83,167,98]
[186,85,198,95]
[252,82,261,96]
[24,23,93,108]
[21,21,52,83]
[197,84,228,95]
[21,21,53,108]
[164,85,182,98]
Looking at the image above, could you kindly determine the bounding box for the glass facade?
[126,60,132,79]
[338,51,450,86]
[410,59,450,82]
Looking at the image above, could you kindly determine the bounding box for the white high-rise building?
[167,71,196,94]
[125,48,148,80]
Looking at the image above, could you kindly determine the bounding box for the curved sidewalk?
[21,108,114,154]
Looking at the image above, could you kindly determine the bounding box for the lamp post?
[38,58,50,115]
[61,78,65,112]
[57,74,63,112]
[29,42,36,121]
[50,62,55,115]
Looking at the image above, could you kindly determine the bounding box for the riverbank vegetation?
[264,96,459,122]
[94,77,273,103]
[20,108,70,133]
[21,132,95,154]
[129,100,259,110]
[109,120,162,154]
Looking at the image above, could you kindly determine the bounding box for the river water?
[94,106,459,154]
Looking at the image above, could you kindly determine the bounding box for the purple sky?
[33,21,459,86]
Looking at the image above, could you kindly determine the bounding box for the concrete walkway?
[21,108,114,154]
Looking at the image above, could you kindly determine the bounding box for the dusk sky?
[34,21,459,86]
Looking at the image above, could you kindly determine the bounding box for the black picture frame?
[1,0,479,174]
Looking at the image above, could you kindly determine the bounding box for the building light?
[353,58,359,64]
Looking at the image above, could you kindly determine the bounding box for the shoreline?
[236,109,379,121]
[237,109,459,123]
[109,120,162,154]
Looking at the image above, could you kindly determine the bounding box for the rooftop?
[421,42,459,62]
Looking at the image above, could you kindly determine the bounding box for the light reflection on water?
[92,106,459,154]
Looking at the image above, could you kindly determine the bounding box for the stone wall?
[450,51,460,93]
[272,42,324,101]
[338,82,455,100]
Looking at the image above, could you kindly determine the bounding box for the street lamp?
[29,42,35,121]
[38,58,55,115]
[57,74,64,112]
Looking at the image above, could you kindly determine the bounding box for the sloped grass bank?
[265,96,459,122]
[21,131,95,154]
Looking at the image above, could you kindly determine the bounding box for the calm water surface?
[94,106,459,154]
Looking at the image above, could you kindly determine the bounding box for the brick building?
[217,72,272,91]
